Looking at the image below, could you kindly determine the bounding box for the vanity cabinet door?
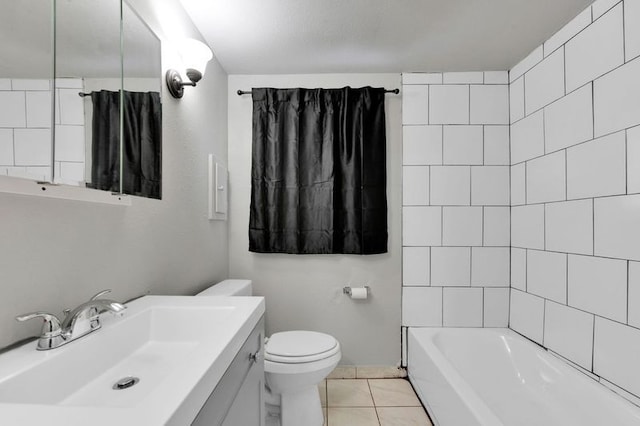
[221,349,265,426]
[191,317,264,426]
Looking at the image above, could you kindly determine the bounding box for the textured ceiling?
[180,0,594,74]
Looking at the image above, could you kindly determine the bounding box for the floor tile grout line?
[367,378,383,425]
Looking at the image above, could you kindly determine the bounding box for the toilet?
[197,279,341,426]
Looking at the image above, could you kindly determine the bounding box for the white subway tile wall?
[401,85,429,125]
[510,290,545,344]
[402,72,510,328]
[442,207,483,246]
[430,166,470,205]
[402,125,442,165]
[442,287,483,327]
[14,129,51,166]
[568,255,627,322]
[593,195,640,260]
[593,56,640,137]
[625,0,640,61]
[510,163,526,205]
[0,78,84,181]
[543,83,593,153]
[442,126,483,165]
[593,317,640,397]
[442,72,483,84]
[543,300,595,370]
[0,129,13,165]
[483,207,510,246]
[510,248,527,291]
[511,204,545,249]
[565,4,624,93]
[483,288,510,327]
[627,126,640,194]
[402,247,430,286]
[402,206,442,247]
[526,250,567,304]
[26,91,52,128]
[402,287,442,327]
[508,0,640,401]
[483,71,508,84]
[471,247,510,287]
[58,89,85,125]
[471,166,510,206]
[402,166,429,206]
[509,77,525,123]
[430,247,471,287]
[526,150,566,204]
[469,85,509,125]
[483,126,510,165]
[629,261,640,328]
[511,110,544,164]
[524,48,565,115]
[402,72,443,85]
[566,131,626,199]
[429,85,469,124]
[0,92,27,128]
[544,199,594,255]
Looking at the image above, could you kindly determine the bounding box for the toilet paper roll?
[350,287,368,300]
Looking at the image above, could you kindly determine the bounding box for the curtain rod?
[236,88,399,96]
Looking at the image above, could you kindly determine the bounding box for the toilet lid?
[265,331,340,364]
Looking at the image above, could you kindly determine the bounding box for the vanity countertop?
[0,295,265,425]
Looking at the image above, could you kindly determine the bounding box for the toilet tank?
[196,279,253,297]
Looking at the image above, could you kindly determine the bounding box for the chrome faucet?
[16,289,126,350]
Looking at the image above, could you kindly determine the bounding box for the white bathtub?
[408,327,640,426]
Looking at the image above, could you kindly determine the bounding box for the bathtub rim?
[407,326,640,426]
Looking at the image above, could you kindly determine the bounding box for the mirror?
[120,3,163,199]
[55,0,121,189]
[0,0,162,199]
[0,0,54,182]
[56,0,163,198]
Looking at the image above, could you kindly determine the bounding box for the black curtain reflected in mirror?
[87,90,162,199]
[250,86,387,255]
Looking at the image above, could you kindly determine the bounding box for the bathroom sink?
[0,295,265,425]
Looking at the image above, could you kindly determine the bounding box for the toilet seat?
[265,331,340,364]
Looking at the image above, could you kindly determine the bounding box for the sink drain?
[112,376,140,390]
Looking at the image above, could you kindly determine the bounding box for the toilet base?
[265,402,281,426]
[280,386,324,426]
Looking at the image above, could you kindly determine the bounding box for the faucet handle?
[16,312,66,350]
[89,289,112,301]
[16,312,62,336]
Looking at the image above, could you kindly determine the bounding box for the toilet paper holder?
[343,286,370,296]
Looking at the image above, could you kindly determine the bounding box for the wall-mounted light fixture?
[166,38,213,98]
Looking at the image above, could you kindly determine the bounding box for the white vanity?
[0,296,265,425]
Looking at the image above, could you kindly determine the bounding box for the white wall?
[227,74,402,366]
[509,0,640,401]
[401,71,511,329]
[0,2,229,349]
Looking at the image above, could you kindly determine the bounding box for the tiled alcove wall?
[0,78,85,183]
[509,0,640,401]
[401,71,510,328]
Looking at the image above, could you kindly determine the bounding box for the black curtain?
[249,86,387,255]
[88,90,162,199]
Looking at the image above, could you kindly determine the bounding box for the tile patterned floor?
[319,378,433,426]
